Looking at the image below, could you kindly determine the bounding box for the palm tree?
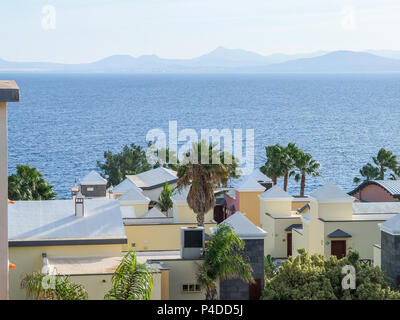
[373,148,398,180]
[353,163,380,184]
[260,144,286,185]
[8,165,56,200]
[155,181,174,214]
[21,272,88,300]
[292,151,321,197]
[177,141,231,226]
[197,224,254,300]
[282,143,299,192]
[105,251,153,300]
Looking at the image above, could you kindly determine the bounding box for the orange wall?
[238,191,263,226]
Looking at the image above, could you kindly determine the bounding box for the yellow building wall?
[292,229,305,258]
[262,200,292,216]
[274,218,302,258]
[120,203,149,217]
[124,223,216,251]
[322,221,382,260]
[308,202,325,255]
[161,269,170,300]
[291,200,309,211]
[9,243,123,300]
[318,202,353,221]
[160,259,219,300]
[173,203,214,224]
[373,245,381,268]
[239,191,263,226]
[260,214,275,257]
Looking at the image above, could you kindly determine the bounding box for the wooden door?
[249,279,262,300]
[287,233,292,257]
[331,240,346,259]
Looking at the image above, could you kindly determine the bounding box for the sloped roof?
[171,186,190,203]
[112,178,139,194]
[380,214,400,235]
[8,200,126,243]
[236,176,265,192]
[126,167,177,190]
[310,182,354,203]
[349,180,400,197]
[327,229,352,238]
[245,169,272,182]
[120,206,136,218]
[259,185,293,201]
[118,187,150,204]
[214,212,267,239]
[141,207,166,218]
[80,170,107,185]
[353,202,400,214]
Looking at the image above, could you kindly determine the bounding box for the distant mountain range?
[2,48,400,73]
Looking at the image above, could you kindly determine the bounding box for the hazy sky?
[1,0,400,63]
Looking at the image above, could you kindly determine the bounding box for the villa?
[349,180,400,202]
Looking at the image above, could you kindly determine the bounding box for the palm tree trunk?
[197,212,205,227]
[205,283,218,300]
[380,166,384,180]
[272,176,277,185]
[300,171,306,197]
[283,172,288,191]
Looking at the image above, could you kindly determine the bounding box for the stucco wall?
[322,221,382,260]
[373,245,381,268]
[238,191,263,226]
[9,243,123,300]
[124,223,216,251]
[120,203,149,217]
[173,203,214,224]
[353,184,396,202]
[262,200,292,216]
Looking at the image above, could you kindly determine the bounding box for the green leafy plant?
[21,272,88,300]
[155,181,175,214]
[262,249,400,300]
[8,165,56,200]
[197,224,254,300]
[105,251,153,300]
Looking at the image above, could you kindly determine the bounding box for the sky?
[1,0,400,63]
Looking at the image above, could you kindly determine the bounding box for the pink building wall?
[223,191,240,219]
[352,184,396,202]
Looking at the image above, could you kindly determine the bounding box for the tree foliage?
[155,181,174,213]
[8,165,56,200]
[354,148,399,183]
[177,141,233,226]
[262,249,400,300]
[21,272,88,300]
[97,143,151,188]
[197,224,254,300]
[105,251,153,300]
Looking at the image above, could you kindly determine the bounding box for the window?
[182,283,201,293]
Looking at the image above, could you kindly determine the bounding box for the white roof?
[245,169,272,182]
[310,182,354,203]
[112,178,139,194]
[126,167,177,189]
[213,212,267,239]
[8,200,126,241]
[380,214,400,235]
[120,206,136,218]
[236,176,265,192]
[141,207,166,218]
[171,186,190,204]
[259,185,293,201]
[80,170,107,185]
[353,202,400,214]
[118,187,150,204]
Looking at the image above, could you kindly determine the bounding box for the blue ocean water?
[4,73,400,199]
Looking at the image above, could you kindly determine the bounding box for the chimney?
[75,192,84,217]
[71,178,79,199]
[180,227,205,259]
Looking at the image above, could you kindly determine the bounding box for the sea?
[4,73,400,199]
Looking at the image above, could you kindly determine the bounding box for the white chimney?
[75,192,84,217]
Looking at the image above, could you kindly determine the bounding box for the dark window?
[184,230,203,248]
[189,284,195,292]
[195,284,201,291]
[182,284,188,292]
